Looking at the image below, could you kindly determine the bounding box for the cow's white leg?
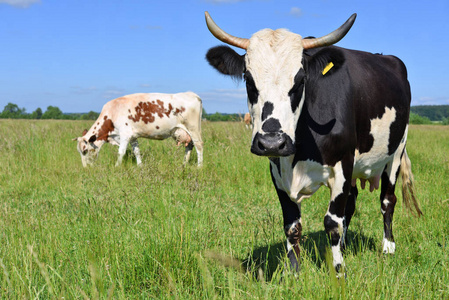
[183,143,193,165]
[189,132,203,167]
[116,137,130,166]
[325,160,352,277]
[194,141,203,166]
[130,139,142,166]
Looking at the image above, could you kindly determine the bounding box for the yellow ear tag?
[322,62,334,76]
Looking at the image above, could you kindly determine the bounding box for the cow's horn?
[205,11,250,50]
[302,13,357,49]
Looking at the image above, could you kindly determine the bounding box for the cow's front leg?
[116,138,130,166]
[342,186,358,250]
[130,139,142,166]
[324,161,352,277]
[271,168,301,272]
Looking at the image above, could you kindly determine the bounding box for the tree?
[409,112,432,125]
[30,107,43,119]
[1,102,26,118]
[81,111,99,120]
[41,106,63,119]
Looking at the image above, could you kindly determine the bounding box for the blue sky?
[1,0,448,114]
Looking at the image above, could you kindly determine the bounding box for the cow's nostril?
[279,141,286,150]
[258,141,266,151]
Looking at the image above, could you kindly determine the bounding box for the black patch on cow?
[324,215,340,246]
[289,68,306,113]
[262,118,281,133]
[206,45,245,80]
[88,135,97,143]
[308,115,336,135]
[261,102,274,121]
[245,71,259,106]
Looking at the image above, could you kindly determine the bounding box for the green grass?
[0,120,448,299]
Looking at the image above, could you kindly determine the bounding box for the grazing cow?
[74,92,204,167]
[205,12,422,275]
[244,112,252,129]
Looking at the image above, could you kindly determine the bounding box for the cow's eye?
[82,150,88,155]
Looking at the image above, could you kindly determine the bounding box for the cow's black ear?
[88,135,97,143]
[306,47,345,78]
[206,45,245,80]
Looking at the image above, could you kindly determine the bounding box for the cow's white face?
[245,29,306,157]
[75,137,99,167]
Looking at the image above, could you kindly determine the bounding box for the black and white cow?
[205,12,422,275]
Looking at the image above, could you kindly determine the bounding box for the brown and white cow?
[243,112,252,129]
[74,92,204,167]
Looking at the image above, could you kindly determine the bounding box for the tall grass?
[0,120,448,298]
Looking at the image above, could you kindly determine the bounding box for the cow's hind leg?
[380,163,400,254]
[324,160,352,276]
[190,134,203,167]
[130,139,142,165]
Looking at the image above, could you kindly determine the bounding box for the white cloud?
[413,96,449,106]
[201,88,247,101]
[0,0,40,8]
[289,7,303,18]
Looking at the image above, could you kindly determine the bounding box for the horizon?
[1,0,448,114]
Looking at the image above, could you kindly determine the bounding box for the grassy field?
[0,120,448,299]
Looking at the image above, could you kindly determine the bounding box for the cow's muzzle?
[251,132,295,157]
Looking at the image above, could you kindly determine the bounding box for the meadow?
[0,119,448,299]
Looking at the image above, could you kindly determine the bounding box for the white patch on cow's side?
[385,125,408,185]
[353,107,399,190]
[246,29,305,143]
[382,235,396,254]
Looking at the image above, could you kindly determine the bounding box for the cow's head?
[73,129,100,167]
[205,12,356,157]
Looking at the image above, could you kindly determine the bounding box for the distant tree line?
[1,102,448,125]
[204,112,240,122]
[410,105,449,122]
[0,102,99,120]
[0,102,242,122]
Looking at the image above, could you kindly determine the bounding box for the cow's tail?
[196,93,203,132]
[400,149,423,217]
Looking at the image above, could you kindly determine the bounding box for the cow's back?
[106,92,202,139]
